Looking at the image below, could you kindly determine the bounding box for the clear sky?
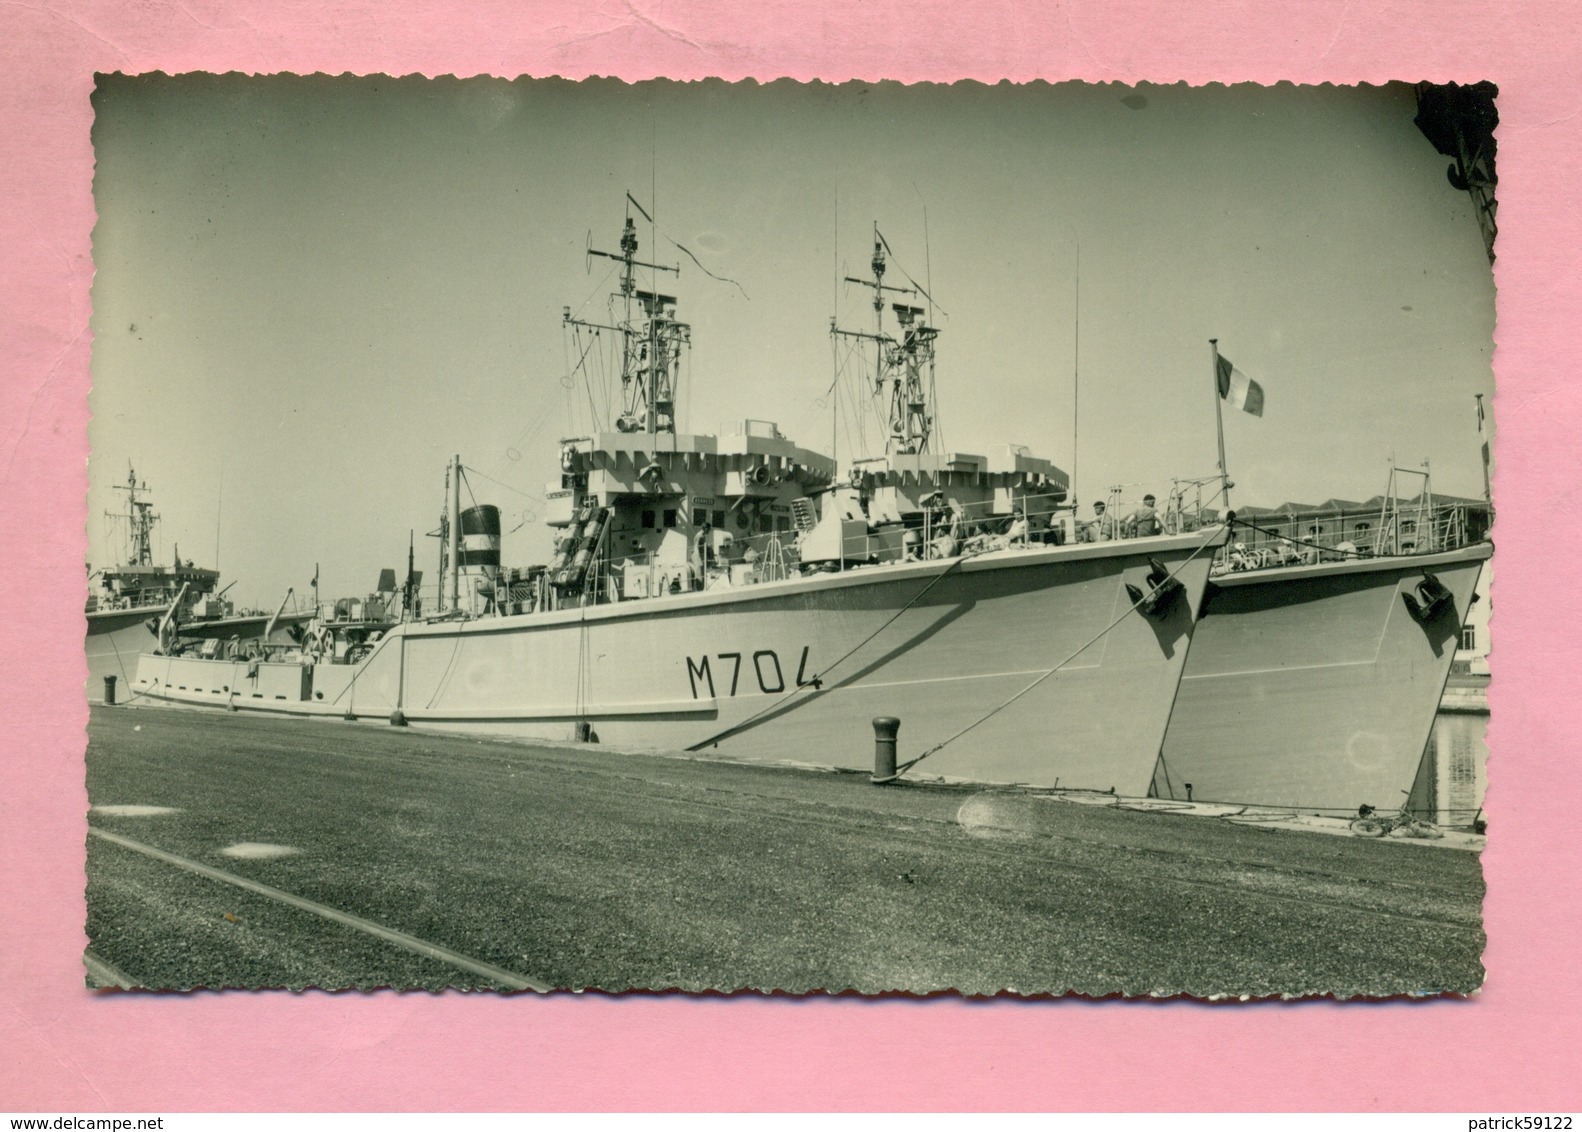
[87,75,1495,609]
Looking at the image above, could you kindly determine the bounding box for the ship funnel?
[459,506,502,575]
[458,504,502,615]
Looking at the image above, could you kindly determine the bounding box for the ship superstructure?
[86,465,310,700]
[131,203,1226,793]
[822,227,1072,565]
[87,466,221,618]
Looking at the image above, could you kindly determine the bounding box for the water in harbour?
[1412,710,1489,830]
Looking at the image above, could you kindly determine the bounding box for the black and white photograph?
[83,74,1495,996]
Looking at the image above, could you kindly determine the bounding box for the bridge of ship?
[480,422,1194,614]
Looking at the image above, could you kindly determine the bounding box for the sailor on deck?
[1081,501,1116,543]
[692,522,714,581]
[928,514,960,559]
[1122,494,1161,538]
[1006,508,1030,546]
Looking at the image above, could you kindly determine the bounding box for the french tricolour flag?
[1216,353,1265,417]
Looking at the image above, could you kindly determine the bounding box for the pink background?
[2,0,1577,1112]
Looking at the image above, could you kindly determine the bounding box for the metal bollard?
[389,709,408,727]
[103,675,117,705]
[871,716,900,784]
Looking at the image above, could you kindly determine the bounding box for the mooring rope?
[684,551,982,751]
[876,526,1226,783]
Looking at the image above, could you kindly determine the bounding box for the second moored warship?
[86,465,311,701]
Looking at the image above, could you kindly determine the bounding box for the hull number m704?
[686,646,817,699]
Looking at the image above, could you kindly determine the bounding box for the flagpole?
[1210,338,1230,511]
[1071,240,1079,515]
[1475,393,1491,506]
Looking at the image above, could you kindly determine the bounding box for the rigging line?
[838,361,865,458]
[830,340,855,455]
[487,368,572,482]
[879,528,1226,782]
[603,326,619,424]
[829,326,840,466]
[570,263,618,322]
[1072,238,1080,505]
[682,336,691,433]
[849,355,874,456]
[913,184,935,326]
[494,403,564,485]
[857,344,885,448]
[568,328,589,436]
[423,627,468,710]
[581,333,603,430]
[818,338,861,458]
[628,176,740,300]
[483,350,563,483]
[826,336,859,392]
[563,325,597,395]
[459,465,482,516]
[832,338,863,449]
[667,238,749,300]
[793,334,845,454]
[563,322,575,435]
[589,325,610,428]
[928,357,944,453]
[683,552,982,752]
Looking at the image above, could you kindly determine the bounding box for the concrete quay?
[84,704,1485,997]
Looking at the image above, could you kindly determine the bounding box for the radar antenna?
[108,464,159,567]
[565,201,688,435]
[832,224,937,454]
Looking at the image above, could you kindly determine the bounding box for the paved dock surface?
[84,705,1485,996]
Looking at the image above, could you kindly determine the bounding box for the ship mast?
[832,225,937,455]
[566,206,687,435]
[109,464,158,567]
